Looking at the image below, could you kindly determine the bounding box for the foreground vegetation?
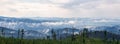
[0,35,120,44]
[0,28,120,44]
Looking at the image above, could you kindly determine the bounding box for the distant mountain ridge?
[0,26,120,40]
[0,16,120,39]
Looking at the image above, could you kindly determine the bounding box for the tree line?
[0,28,120,44]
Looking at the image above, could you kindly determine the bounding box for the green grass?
[0,36,120,44]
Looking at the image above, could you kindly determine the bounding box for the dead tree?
[21,29,24,39]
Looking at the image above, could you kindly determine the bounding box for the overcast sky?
[0,0,120,18]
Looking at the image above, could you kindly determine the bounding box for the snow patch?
[41,21,76,26]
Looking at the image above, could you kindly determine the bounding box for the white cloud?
[69,0,120,18]
[49,0,72,4]
[0,2,71,17]
[0,0,120,18]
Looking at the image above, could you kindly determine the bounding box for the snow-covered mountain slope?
[0,16,120,30]
[0,16,120,38]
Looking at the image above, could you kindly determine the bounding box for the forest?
[0,28,120,44]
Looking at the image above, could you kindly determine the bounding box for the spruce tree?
[104,30,107,44]
[71,28,75,41]
[1,28,4,37]
[51,29,56,40]
[82,28,88,44]
[18,29,20,39]
[83,28,88,38]
[112,35,115,44]
[65,28,68,37]
[47,35,50,40]
[94,31,97,36]
[0,28,2,36]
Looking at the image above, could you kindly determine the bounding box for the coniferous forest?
[0,28,120,44]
